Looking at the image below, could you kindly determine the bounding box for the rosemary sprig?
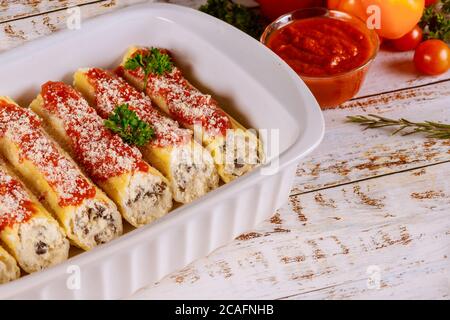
[347,114,450,139]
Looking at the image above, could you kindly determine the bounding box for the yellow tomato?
[361,0,425,39]
[328,0,425,39]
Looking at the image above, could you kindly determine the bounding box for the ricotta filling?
[16,217,69,273]
[170,143,219,203]
[123,172,172,226]
[222,129,261,178]
[70,199,122,249]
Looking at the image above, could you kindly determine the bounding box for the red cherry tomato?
[390,25,423,51]
[257,0,325,21]
[414,40,450,75]
[425,0,438,6]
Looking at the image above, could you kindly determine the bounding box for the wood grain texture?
[291,80,450,195]
[0,0,96,23]
[133,164,450,299]
[0,0,149,52]
[356,50,450,98]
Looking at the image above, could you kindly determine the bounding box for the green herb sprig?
[104,104,154,146]
[124,48,173,91]
[199,0,264,39]
[419,0,450,43]
[347,114,450,139]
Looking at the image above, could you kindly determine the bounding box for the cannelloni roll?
[119,47,264,183]
[0,159,69,273]
[74,68,219,204]
[0,245,19,284]
[0,97,122,251]
[30,82,173,227]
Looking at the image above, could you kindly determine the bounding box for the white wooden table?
[1,0,449,300]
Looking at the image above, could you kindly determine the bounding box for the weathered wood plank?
[131,164,450,299]
[291,79,450,195]
[0,0,96,23]
[0,0,149,52]
[356,51,450,98]
[284,265,449,299]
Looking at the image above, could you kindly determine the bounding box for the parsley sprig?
[104,104,154,146]
[199,0,264,39]
[124,48,173,91]
[419,0,450,43]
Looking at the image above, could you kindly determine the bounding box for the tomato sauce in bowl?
[261,8,379,108]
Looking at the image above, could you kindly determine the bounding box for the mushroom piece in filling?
[70,199,122,249]
[222,130,262,178]
[170,143,219,204]
[15,217,69,273]
[123,171,172,227]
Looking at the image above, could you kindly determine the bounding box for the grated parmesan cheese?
[41,81,149,182]
[0,101,96,207]
[85,68,192,148]
[0,166,34,231]
[125,48,231,137]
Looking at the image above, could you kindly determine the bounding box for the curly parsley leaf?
[124,48,173,91]
[104,103,154,147]
[147,48,173,75]
[124,54,144,71]
[199,0,264,39]
[420,0,450,43]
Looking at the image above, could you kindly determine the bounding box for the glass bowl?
[261,8,380,109]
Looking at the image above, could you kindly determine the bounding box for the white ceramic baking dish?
[0,3,324,299]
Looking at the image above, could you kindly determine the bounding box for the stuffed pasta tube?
[118,47,264,182]
[0,245,20,284]
[0,159,69,273]
[74,68,219,204]
[30,82,172,227]
[0,97,122,250]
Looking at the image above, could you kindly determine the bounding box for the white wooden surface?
[1,0,449,300]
